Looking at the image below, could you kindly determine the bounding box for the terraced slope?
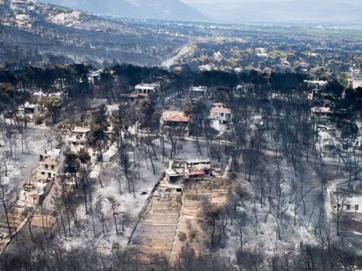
[129,178,229,263]
[129,194,181,261]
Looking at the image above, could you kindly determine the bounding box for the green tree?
[88,105,108,162]
[325,80,344,98]
[78,148,91,165]
[44,96,63,124]
[63,148,80,174]
[338,72,351,88]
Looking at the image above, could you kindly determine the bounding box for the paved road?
[162,44,194,68]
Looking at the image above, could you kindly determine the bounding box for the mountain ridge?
[43,0,208,22]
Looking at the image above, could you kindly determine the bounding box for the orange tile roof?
[211,107,232,114]
[190,170,205,176]
[161,111,190,123]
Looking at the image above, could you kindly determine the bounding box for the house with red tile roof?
[160,111,190,129]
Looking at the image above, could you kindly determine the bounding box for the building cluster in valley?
[1,0,33,28]
[0,0,87,28]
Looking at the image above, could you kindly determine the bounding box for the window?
[51,165,55,170]
[45,165,48,170]
[356,205,359,211]
[41,172,45,175]
[346,204,351,210]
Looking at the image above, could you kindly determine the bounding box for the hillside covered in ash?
[0,2,187,67]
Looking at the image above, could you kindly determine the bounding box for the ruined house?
[164,159,211,184]
[23,149,63,205]
[157,159,211,200]
[67,126,90,152]
[331,180,362,214]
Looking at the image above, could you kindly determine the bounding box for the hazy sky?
[182,0,292,3]
[182,0,361,3]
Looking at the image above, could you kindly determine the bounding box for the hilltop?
[0,1,188,66]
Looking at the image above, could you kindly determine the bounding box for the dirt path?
[128,193,181,261]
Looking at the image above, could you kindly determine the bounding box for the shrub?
[178,231,187,242]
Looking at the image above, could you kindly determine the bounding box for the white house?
[135,83,159,95]
[18,102,41,122]
[67,127,90,152]
[304,80,328,89]
[255,47,268,57]
[189,86,207,98]
[210,103,232,125]
[311,107,334,119]
[15,14,29,21]
[353,75,362,89]
[10,0,26,11]
[38,149,62,180]
[332,191,362,214]
[106,104,119,116]
[21,148,63,205]
[89,69,102,84]
[331,180,362,214]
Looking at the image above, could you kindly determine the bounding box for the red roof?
[161,111,190,123]
[312,107,334,114]
[190,170,205,176]
[211,107,232,114]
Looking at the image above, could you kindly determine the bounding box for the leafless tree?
[79,166,92,214]
[95,197,107,236]
[118,144,136,197]
[1,151,10,177]
[21,206,35,241]
[97,167,104,188]
[199,197,228,248]
[335,192,347,237]
[0,176,12,239]
[120,212,132,232]
[107,196,119,235]
[51,187,67,237]
[114,167,123,195]
[234,211,248,252]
